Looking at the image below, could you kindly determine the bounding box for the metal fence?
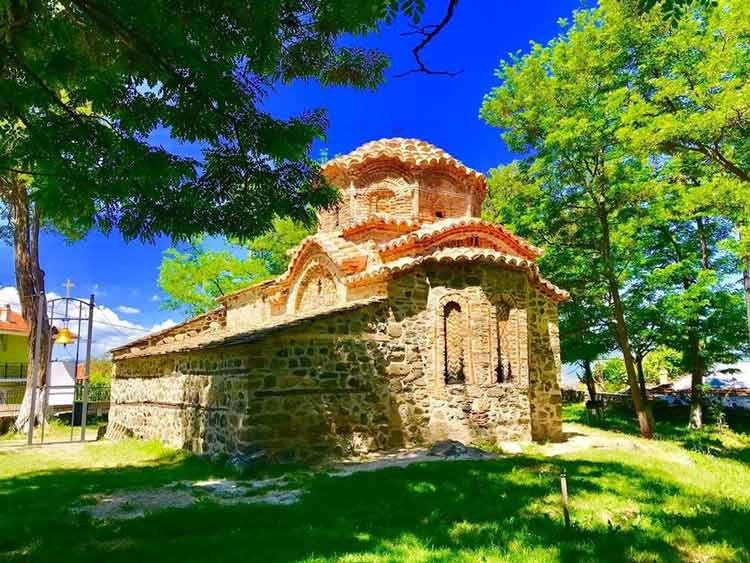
[0,386,24,405]
[74,382,111,403]
[561,389,586,403]
[0,363,26,379]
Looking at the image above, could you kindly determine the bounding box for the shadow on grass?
[2,446,750,562]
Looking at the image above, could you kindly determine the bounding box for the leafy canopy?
[158,218,312,317]
[0,1,423,241]
[481,0,748,386]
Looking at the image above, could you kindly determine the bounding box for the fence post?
[560,470,571,529]
[79,294,94,441]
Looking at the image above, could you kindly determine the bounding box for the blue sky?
[0,0,581,356]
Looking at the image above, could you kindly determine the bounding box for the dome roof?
[321,138,486,194]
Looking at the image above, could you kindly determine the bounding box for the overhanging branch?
[394,0,461,79]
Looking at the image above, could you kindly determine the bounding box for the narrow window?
[443,301,465,384]
[436,211,445,218]
[496,304,513,384]
[495,331,504,384]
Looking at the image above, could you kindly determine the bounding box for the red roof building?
[0,305,29,335]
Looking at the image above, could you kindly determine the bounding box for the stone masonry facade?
[109,139,567,461]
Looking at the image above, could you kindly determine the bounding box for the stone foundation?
[110,264,562,460]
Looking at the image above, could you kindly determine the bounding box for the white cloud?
[150,319,177,333]
[0,286,177,358]
[91,284,107,298]
[151,294,161,302]
[0,287,61,312]
[0,286,21,311]
[116,305,141,315]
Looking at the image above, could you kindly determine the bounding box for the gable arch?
[287,253,343,315]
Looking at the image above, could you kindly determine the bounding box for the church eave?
[343,248,569,303]
[378,218,544,262]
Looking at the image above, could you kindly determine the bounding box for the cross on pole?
[62,278,75,298]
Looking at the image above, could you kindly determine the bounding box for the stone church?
[109,138,567,459]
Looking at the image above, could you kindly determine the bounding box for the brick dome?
[321,138,486,195]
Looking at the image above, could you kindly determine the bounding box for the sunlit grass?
[0,418,103,443]
[0,408,749,562]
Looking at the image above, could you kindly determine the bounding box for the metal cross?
[62,278,75,298]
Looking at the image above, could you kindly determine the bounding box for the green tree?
[159,218,312,317]
[482,0,748,432]
[592,357,628,393]
[241,217,312,277]
[627,159,747,428]
[483,164,615,402]
[620,0,750,347]
[0,0,425,431]
[643,346,683,384]
[637,0,717,23]
[480,2,660,437]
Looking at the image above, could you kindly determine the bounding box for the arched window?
[443,301,466,384]
[495,302,513,384]
[364,188,394,215]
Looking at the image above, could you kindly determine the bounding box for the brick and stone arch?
[357,174,415,222]
[366,187,395,215]
[289,256,341,314]
[433,292,473,386]
[443,301,466,384]
[489,295,528,386]
[494,300,511,383]
[419,231,523,257]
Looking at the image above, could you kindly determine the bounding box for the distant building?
[0,304,29,380]
[650,362,750,410]
[0,304,29,409]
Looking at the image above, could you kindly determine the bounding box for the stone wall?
[110,263,562,460]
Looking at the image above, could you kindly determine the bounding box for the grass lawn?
[0,418,103,445]
[2,408,750,562]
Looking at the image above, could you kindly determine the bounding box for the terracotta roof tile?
[0,309,29,334]
[110,308,226,352]
[378,218,544,260]
[322,138,486,194]
[346,248,569,302]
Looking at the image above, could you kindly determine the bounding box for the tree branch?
[394,0,462,79]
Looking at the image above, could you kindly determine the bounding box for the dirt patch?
[74,477,303,520]
[539,424,694,466]
[330,442,497,476]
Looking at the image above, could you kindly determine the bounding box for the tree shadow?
[2,449,749,562]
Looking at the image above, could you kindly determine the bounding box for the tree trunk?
[595,200,653,438]
[635,355,647,401]
[686,218,709,430]
[737,225,750,350]
[582,359,597,402]
[696,217,710,270]
[687,327,704,430]
[5,175,50,433]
